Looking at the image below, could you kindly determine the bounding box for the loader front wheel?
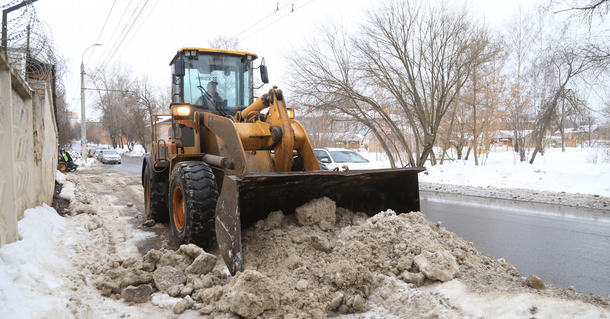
[168,161,218,248]
[144,166,169,222]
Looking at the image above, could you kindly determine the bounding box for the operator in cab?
[198,81,226,110]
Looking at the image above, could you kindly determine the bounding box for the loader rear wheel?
[58,162,67,172]
[144,166,169,222]
[168,161,218,248]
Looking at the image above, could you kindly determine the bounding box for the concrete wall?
[0,50,58,246]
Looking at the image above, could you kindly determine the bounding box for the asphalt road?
[420,190,610,296]
[108,154,143,175]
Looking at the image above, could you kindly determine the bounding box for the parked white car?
[98,150,121,164]
[313,147,381,171]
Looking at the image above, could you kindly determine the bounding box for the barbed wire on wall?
[0,0,21,10]
[1,0,62,95]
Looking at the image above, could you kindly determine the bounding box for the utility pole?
[81,43,102,156]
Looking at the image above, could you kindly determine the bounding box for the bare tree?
[501,9,538,162]
[208,35,242,51]
[55,89,79,146]
[287,21,403,167]
[52,56,79,146]
[502,9,608,163]
[529,32,608,163]
[502,82,535,162]
[289,1,491,167]
[547,0,610,25]
[130,76,164,150]
[506,8,535,84]
[357,1,492,167]
[553,88,586,151]
[85,122,103,145]
[444,101,470,160]
[577,106,598,146]
[459,36,505,165]
[90,64,134,149]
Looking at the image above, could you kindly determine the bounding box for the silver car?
[313,147,381,171]
[99,150,121,164]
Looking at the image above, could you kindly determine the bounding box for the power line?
[86,0,116,66]
[99,0,149,70]
[153,75,170,87]
[227,2,277,39]
[100,0,149,71]
[230,0,297,41]
[96,0,134,66]
[112,0,160,64]
[241,0,315,42]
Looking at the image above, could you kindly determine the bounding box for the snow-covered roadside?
[1,168,196,319]
[114,144,146,157]
[419,182,610,211]
[419,147,610,198]
[359,147,610,211]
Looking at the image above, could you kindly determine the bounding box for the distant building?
[69,112,79,126]
[554,125,606,147]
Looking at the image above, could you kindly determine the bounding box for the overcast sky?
[25,0,537,120]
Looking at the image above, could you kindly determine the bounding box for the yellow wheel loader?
[142,48,424,274]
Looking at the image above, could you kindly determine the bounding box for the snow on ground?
[1,146,609,318]
[114,144,146,157]
[359,146,610,209]
[418,147,610,198]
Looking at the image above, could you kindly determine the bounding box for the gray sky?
[26,0,535,119]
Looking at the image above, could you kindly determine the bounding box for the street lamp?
[81,43,102,156]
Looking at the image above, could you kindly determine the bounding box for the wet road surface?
[420,190,610,296]
[76,155,181,254]
[108,155,143,175]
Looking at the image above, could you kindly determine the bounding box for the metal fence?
[1,0,57,94]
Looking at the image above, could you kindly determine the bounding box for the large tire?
[144,165,169,222]
[168,161,218,248]
[58,162,67,172]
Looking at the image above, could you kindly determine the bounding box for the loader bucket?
[216,167,425,274]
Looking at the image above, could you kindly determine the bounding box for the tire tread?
[169,161,218,249]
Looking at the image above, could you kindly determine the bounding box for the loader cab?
[170,48,265,115]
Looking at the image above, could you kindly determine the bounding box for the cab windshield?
[180,54,253,113]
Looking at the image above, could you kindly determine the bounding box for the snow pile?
[237,202,512,318]
[72,156,98,169]
[0,205,75,318]
[55,171,76,201]
[83,203,485,318]
[114,144,146,157]
[75,196,608,318]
